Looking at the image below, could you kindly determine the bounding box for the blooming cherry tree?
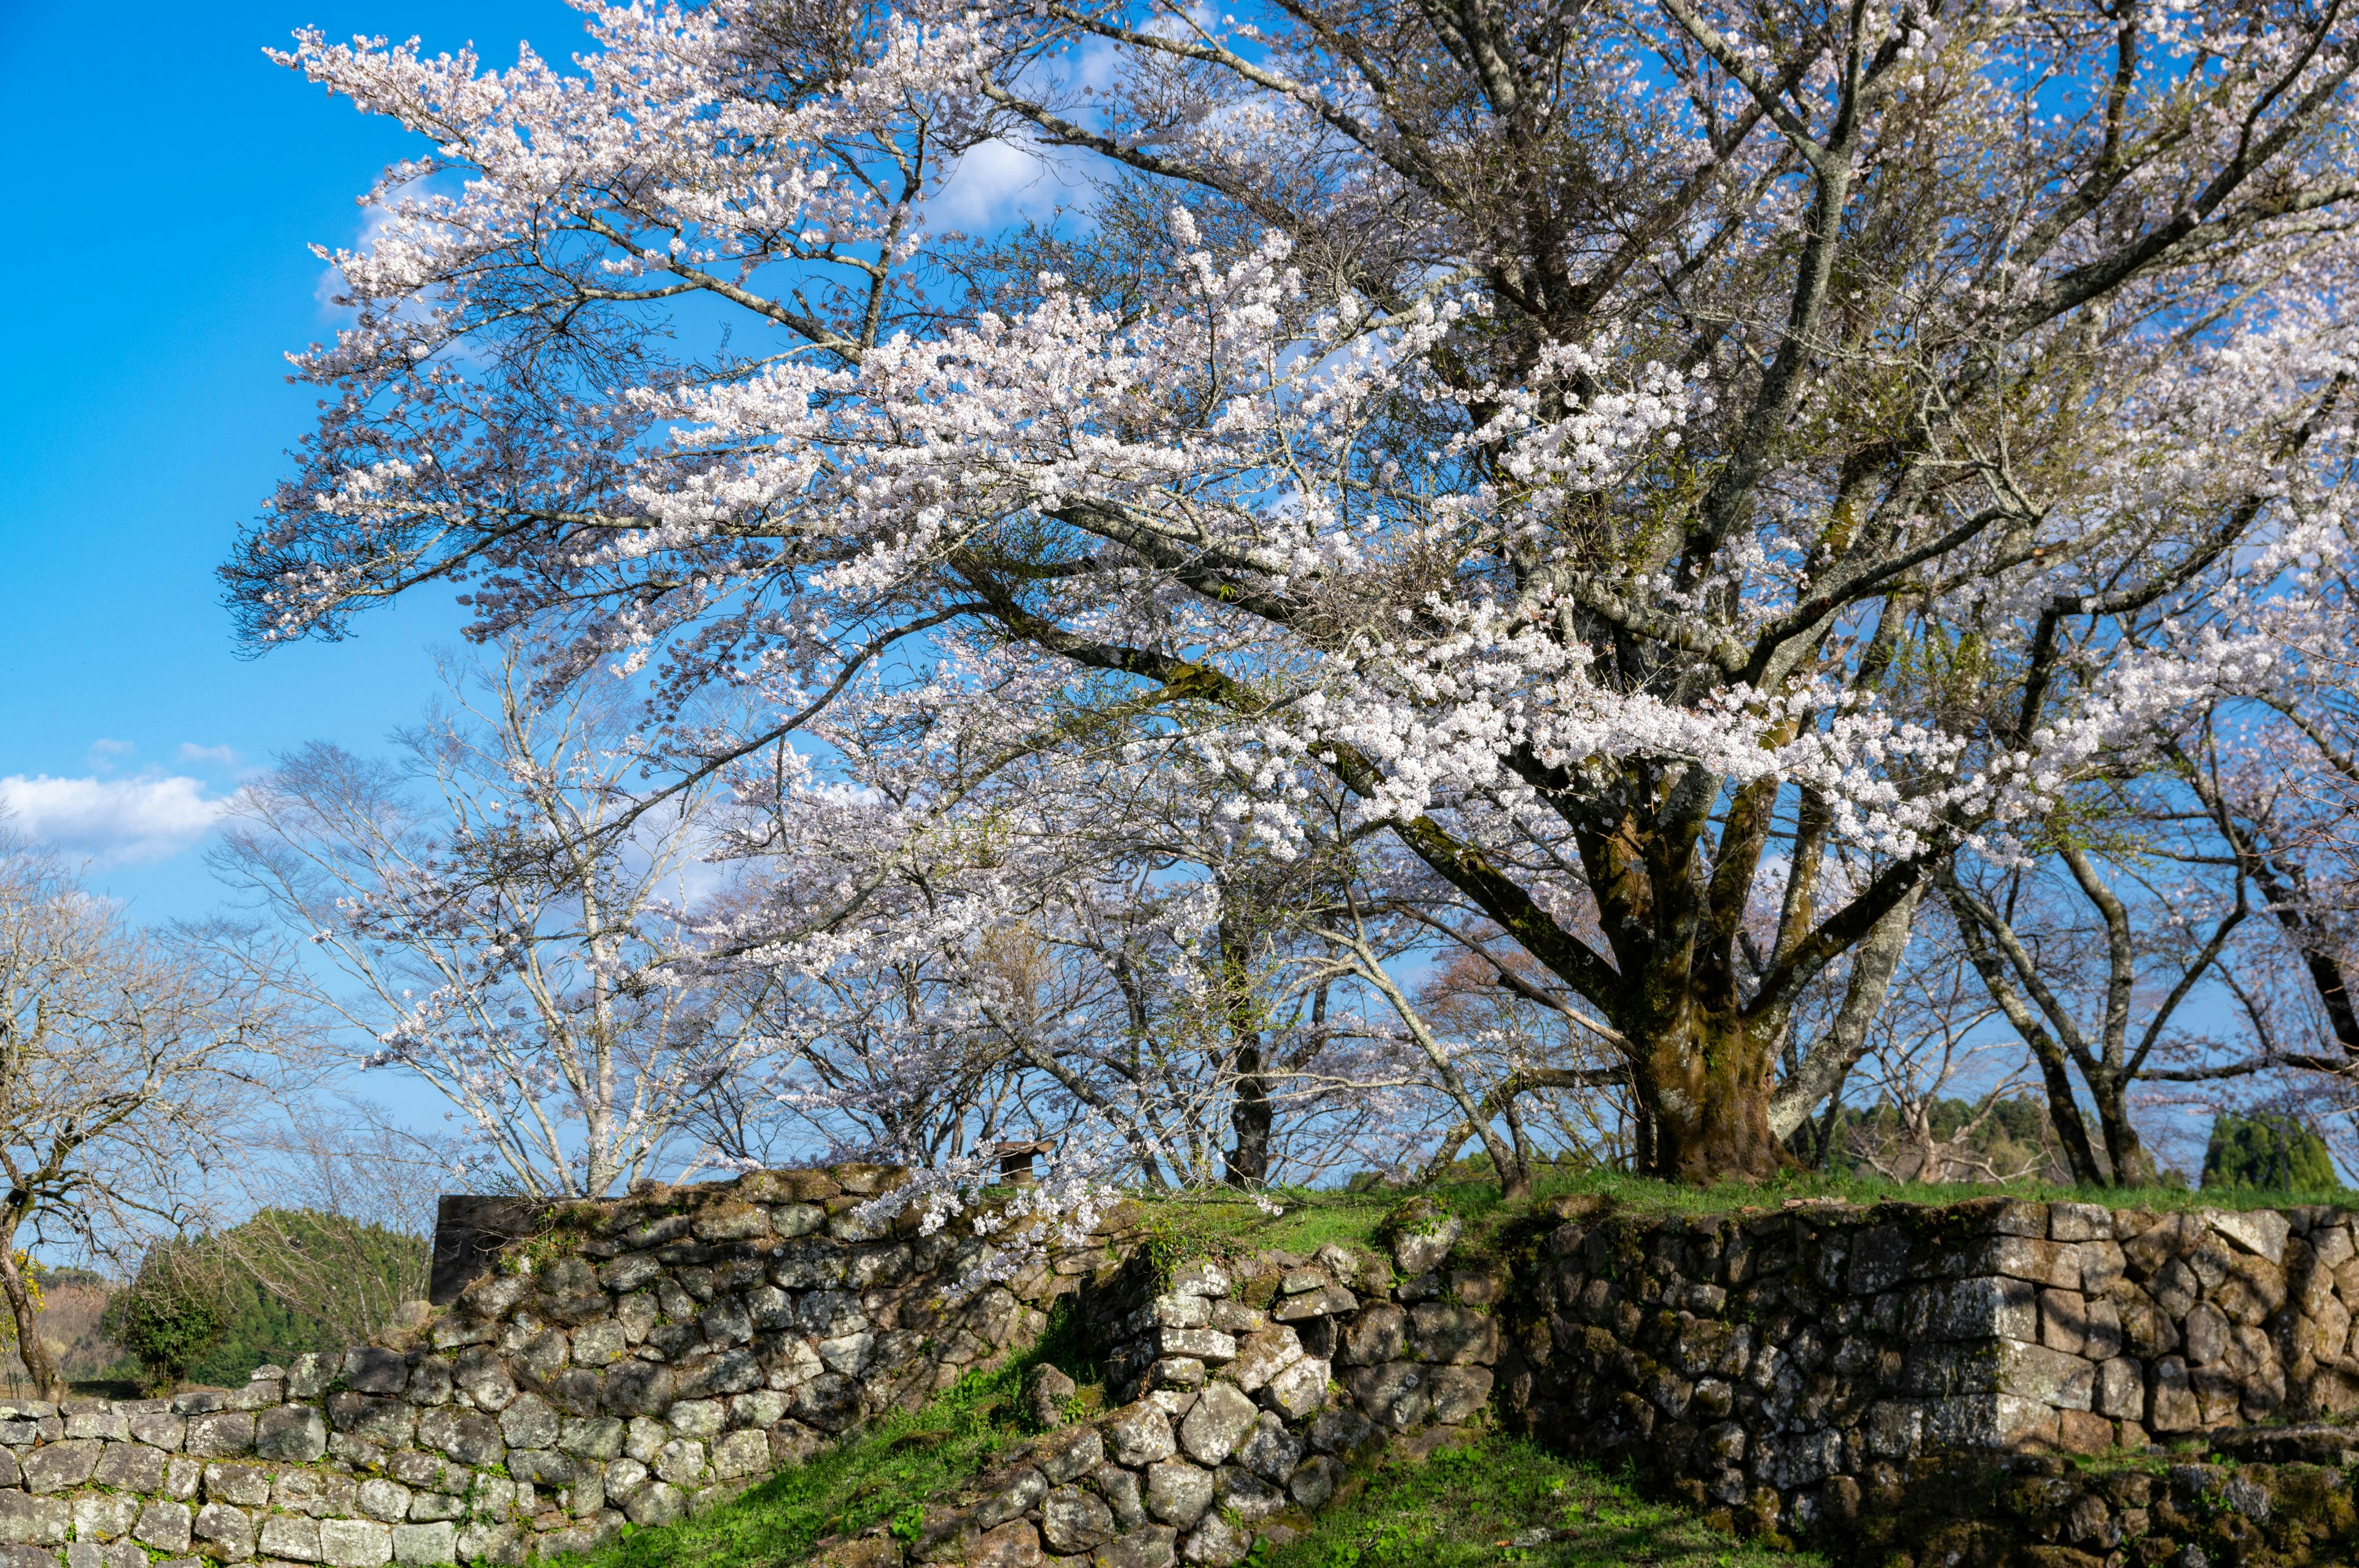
[233,0,2359,1179]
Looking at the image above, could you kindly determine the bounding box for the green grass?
[1260,1435,1819,1568]
[1122,1166,2358,1279]
[542,1362,1053,1568]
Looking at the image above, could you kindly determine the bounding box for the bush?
[2202,1112,2341,1192]
[102,1246,227,1394]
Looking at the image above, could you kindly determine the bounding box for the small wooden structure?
[990,1139,1055,1186]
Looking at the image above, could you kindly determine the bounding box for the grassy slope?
[543,1360,1049,1568]
[1127,1167,2358,1274]
[1262,1437,1820,1568]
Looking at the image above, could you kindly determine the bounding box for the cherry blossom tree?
[213,652,769,1198]
[230,0,2359,1180]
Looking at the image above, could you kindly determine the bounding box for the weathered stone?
[1103,1402,1176,1467]
[1034,1424,1103,1484]
[1406,1303,1498,1365]
[1143,1460,1215,1528]
[1917,1276,2038,1343]
[2095,1357,2145,1421]
[343,1347,411,1396]
[1428,1364,1493,1425]
[1336,1305,1406,1365]
[710,1430,770,1478]
[254,1405,329,1462]
[391,1523,457,1567]
[1261,1356,1330,1421]
[201,1462,274,1507]
[328,1395,414,1449]
[2149,1357,2200,1431]
[499,1392,561,1450]
[127,1410,186,1451]
[2049,1203,2113,1242]
[22,1440,99,1492]
[1345,1362,1430,1431]
[2209,1208,2291,1263]
[0,1493,71,1545]
[653,1438,706,1486]
[135,1502,194,1554]
[417,1407,504,1468]
[92,1441,166,1491]
[258,1516,323,1564]
[195,1502,256,1561]
[1179,1511,1251,1567]
[1043,1487,1117,1554]
[1178,1383,1258,1467]
[622,1481,686,1527]
[1092,1463,1146,1532]
[451,1347,516,1413]
[1234,1412,1303,1484]
[968,1519,1043,1568]
[1388,1203,1463,1276]
[182,1412,256,1459]
[601,1359,675,1417]
[72,1497,138,1541]
[1091,1524,1179,1568]
[318,1519,392,1568]
[1269,1287,1356,1322]
[1220,1327,1303,1395]
[1287,1455,1344,1510]
[2184,1301,2230,1365]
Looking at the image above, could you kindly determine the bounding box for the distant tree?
[103,1244,228,1395]
[0,833,313,1395]
[2202,1112,2341,1192]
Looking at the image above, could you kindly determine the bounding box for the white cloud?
[0,774,230,864]
[87,738,136,773]
[924,136,1082,234]
[176,743,241,770]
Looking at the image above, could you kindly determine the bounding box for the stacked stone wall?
[0,1166,1066,1568]
[1495,1193,2359,1555]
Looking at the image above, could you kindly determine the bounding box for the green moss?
[1262,1437,1819,1568]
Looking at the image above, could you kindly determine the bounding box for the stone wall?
[7,1174,2353,1568]
[802,1198,1501,1567]
[1495,1193,2359,1553]
[0,1166,1066,1568]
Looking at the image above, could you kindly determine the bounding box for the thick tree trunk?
[1637,1004,1786,1182]
[1224,1045,1272,1187]
[0,1235,58,1398]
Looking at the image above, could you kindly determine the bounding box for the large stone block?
[319,1519,392,1568]
[133,1502,193,1554]
[194,1503,256,1561]
[1428,1364,1493,1424]
[1143,1460,1214,1529]
[2209,1209,2291,1264]
[1177,1383,1256,1467]
[1104,1402,1176,1467]
[72,1497,137,1542]
[92,1441,166,1491]
[1262,1357,1331,1421]
[416,1408,504,1468]
[22,1440,100,1492]
[1344,1362,1430,1431]
[327,1395,413,1449]
[391,1523,456,1566]
[254,1405,328,1462]
[258,1516,322,1563]
[0,1494,69,1546]
[1406,1304,1498,1365]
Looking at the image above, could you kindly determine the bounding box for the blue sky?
[0,0,589,919]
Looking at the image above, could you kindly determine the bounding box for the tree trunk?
[1637,1004,1786,1182]
[0,1237,58,1399]
[1224,1044,1272,1187]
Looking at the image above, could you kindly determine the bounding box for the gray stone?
[1179,1511,1252,1567]
[450,1346,515,1414]
[570,1320,627,1368]
[1336,1305,1406,1365]
[451,1524,518,1566]
[1391,1214,1463,1276]
[1288,1455,1344,1510]
[408,1494,465,1524]
[1406,1303,1497,1365]
[358,1480,412,1523]
[622,1481,686,1527]
[560,1416,627,1461]
[1092,1525,1179,1568]
[72,1497,138,1541]
[0,1494,69,1545]
[416,1408,504,1467]
[498,1393,560,1449]
[202,1462,275,1506]
[318,1519,391,1568]
[255,1405,329,1462]
[2185,1302,2230,1365]
[1234,1413,1304,1484]
[1221,1328,1304,1394]
[1305,1406,1373,1455]
[2210,1209,2291,1264]
[2097,1358,2146,1420]
[1428,1364,1493,1424]
[326,1395,413,1449]
[509,1448,576,1486]
[343,1347,410,1396]
[1269,1287,1356,1322]
[126,1410,185,1450]
[21,1440,98,1492]
[710,1430,770,1478]
[1178,1383,1258,1467]
[1043,1488,1116,1554]
[1104,1402,1176,1467]
[92,1441,166,1491]
[1092,1464,1146,1532]
[391,1523,456,1567]
[2150,1357,2201,1431]
[1261,1356,1330,1421]
[194,1503,255,1561]
[65,1410,127,1441]
[974,1465,1048,1530]
[403,1359,453,1408]
[65,1545,145,1568]
[1143,1460,1215,1528]
[653,1438,705,1486]
[1036,1425,1103,1484]
[134,1502,193,1554]
[1216,1469,1283,1523]
[1345,1362,1430,1430]
[258,1516,322,1564]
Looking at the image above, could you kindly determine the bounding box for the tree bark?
[0,1226,58,1399]
[1637,1002,1786,1181]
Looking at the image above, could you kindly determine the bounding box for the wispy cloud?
[0,774,230,864]
[176,743,241,770]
